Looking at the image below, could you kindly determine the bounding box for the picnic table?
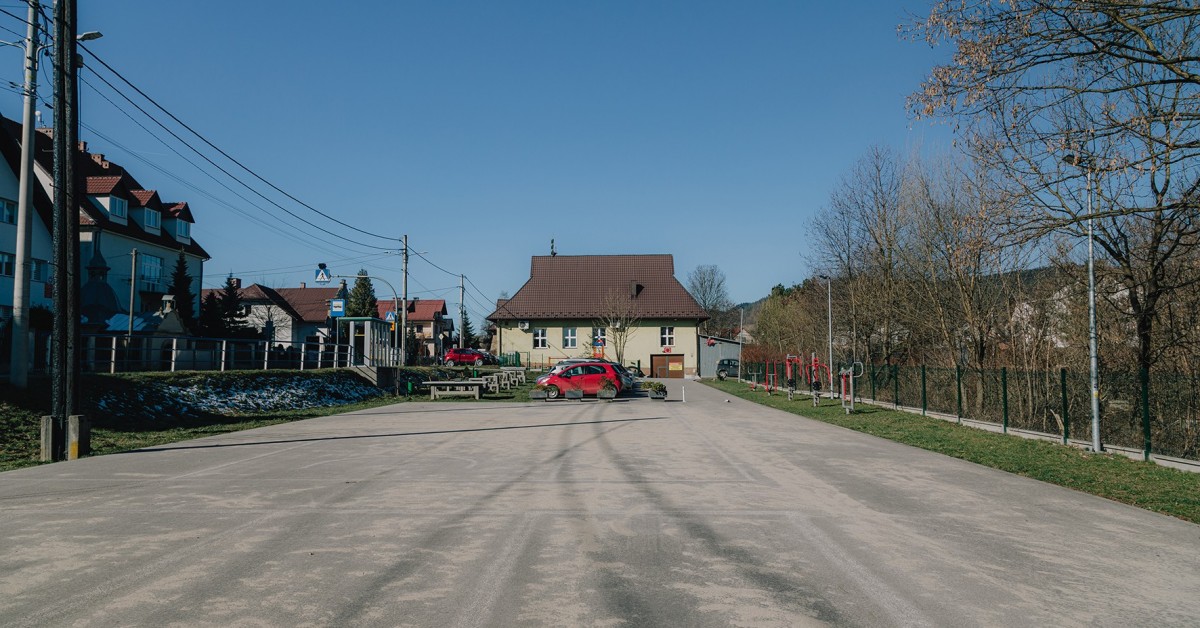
[499,367,527,385]
[426,380,485,400]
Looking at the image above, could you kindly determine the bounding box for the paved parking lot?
[2,380,1198,627]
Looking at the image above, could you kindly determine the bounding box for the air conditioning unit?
[517,320,530,330]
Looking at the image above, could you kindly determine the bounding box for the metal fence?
[742,361,1200,462]
[81,335,356,373]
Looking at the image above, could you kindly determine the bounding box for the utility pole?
[127,249,138,338]
[9,0,39,387]
[459,274,465,349]
[50,0,81,460]
[401,235,408,366]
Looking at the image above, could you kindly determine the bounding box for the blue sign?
[385,310,397,322]
[329,298,346,318]
[315,264,332,285]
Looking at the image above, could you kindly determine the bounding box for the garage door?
[650,354,685,379]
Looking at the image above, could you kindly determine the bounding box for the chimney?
[91,153,108,167]
[630,281,644,298]
[231,277,242,290]
[300,282,306,289]
[77,140,87,153]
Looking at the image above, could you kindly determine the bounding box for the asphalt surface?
[2,380,1198,627]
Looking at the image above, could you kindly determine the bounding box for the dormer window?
[110,197,127,219]
[145,209,160,230]
[176,220,190,239]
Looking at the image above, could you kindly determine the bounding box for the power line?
[79,45,403,245]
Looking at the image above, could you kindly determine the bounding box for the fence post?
[955,365,963,424]
[1141,368,1151,462]
[893,364,899,410]
[1001,367,1009,435]
[1060,368,1069,445]
[111,336,118,374]
[870,364,876,401]
[921,365,927,416]
[263,341,270,370]
[170,338,178,372]
[220,340,227,372]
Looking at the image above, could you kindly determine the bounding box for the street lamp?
[818,274,833,398]
[1062,152,1103,453]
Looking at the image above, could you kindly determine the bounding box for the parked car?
[716,358,740,380]
[443,348,496,366]
[535,362,624,399]
[624,364,646,378]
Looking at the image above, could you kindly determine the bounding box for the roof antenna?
[550,238,557,257]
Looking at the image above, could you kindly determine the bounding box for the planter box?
[597,388,617,400]
[649,390,667,400]
[528,389,549,400]
[565,388,584,400]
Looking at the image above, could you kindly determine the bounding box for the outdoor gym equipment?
[840,362,864,414]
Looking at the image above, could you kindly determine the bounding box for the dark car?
[716,358,740,380]
[443,348,496,366]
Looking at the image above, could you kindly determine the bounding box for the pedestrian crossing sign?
[315,263,332,284]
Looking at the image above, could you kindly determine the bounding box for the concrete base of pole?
[67,415,89,460]
[39,415,54,462]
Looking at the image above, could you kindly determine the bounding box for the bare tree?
[595,289,642,366]
[687,265,734,336]
[908,1,1200,375]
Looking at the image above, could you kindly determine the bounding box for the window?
[533,328,547,349]
[660,326,675,347]
[0,198,16,224]
[0,251,12,276]
[592,327,607,347]
[140,254,163,286]
[109,197,127,219]
[176,220,190,239]
[31,259,48,282]
[563,327,577,349]
[145,209,161,229]
[415,324,425,334]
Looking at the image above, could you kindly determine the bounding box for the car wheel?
[546,385,560,399]
[445,360,455,367]
[717,369,728,381]
[474,358,484,366]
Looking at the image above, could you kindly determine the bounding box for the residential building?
[0,115,209,327]
[377,298,452,359]
[487,254,708,377]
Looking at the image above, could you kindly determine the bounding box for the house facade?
[0,115,209,327]
[487,254,708,377]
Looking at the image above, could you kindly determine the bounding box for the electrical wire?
[79,45,403,245]
[79,69,399,252]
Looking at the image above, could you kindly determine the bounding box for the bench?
[500,367,527,385]
[427,380,484,400]
[469,376,500,393]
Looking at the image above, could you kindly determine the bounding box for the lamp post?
[1062,152,1103,453]
[819,274,833,398]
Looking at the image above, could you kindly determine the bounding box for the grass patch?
[703,379,1200,525]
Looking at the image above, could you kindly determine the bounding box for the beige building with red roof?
[487,254,707,377]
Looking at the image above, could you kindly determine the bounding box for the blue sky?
[0,1,950,323]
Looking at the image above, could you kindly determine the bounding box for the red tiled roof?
[130,189,164,211]
[377,299,448,322]
[487,254,707,321]
[272,287,343,322]
[163,201,194,223]
[86,176,124,196]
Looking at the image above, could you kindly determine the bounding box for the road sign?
[315,263,332,285]
[385,310,397,322]
[330,298,346,317]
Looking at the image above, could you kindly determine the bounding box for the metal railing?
[742,361,1200,462]
[81,335,356,373]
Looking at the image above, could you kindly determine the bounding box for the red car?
[442,348,493,366]
[535,362,623,398]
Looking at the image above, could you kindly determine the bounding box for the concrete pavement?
[1,379,1198,627]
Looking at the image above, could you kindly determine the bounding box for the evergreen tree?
[218,275,249,337]
[198,291,224,337]
[168,250,195,330]
[347,269,378,318]
[460,308,477,349]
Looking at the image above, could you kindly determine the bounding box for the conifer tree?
[168,250,195,329]
[218,275,249,337]
[347,269,378,318]
[198,291,224,337]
